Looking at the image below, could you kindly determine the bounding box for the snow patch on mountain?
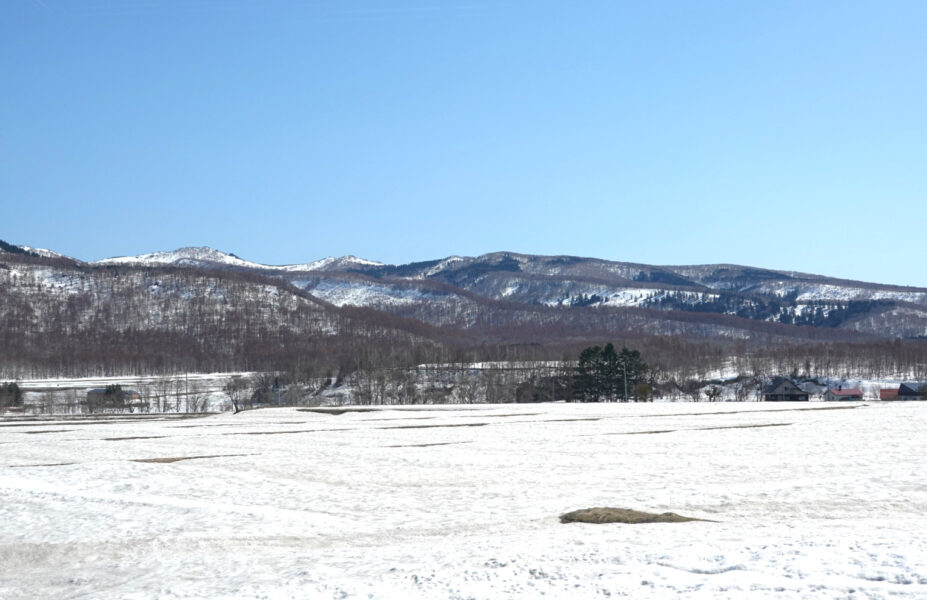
[296,279,438,307]
[600,289,701,308]
[20,267,86,295]
[279,255,384,272]
[758,283,927,304]
[19,246,74,260]
[500,283,520,298]
[536,287,712,308]
[423,256,466,278]
[94,247,267,269]
[95,248,385,273]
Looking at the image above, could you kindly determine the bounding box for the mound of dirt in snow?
[560,507,709,524]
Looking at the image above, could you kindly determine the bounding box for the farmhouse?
[897,383,927,400]
[878,384,926,401]
[763,378,809,402]
[85,386,143,412]
[823,387,863,402]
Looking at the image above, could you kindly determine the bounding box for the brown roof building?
[823,388,863,402]
[880,388,900,401]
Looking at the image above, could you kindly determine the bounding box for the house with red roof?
[823,387,864,402]
[878,384,926,400]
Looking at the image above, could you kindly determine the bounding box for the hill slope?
[51,244,927,339]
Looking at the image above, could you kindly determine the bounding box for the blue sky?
[2,1,925,286]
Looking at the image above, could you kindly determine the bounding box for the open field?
[1,402,926,598]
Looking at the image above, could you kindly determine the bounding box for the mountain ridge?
[4,240,926,292]
[84,245,927,293]
[3,240,927,339]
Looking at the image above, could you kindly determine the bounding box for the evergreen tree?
[576,345,602,401]
[0,382,23,409]
[0,240,39,257]
[574,344,649,402]
[601,343,620,401]
[616,347,648,401]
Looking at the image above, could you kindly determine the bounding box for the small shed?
[763,378,809,402]
[823,387,863,402]
[880,388,900,401]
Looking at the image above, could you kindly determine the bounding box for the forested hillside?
[3,243,927,386]
[0,254,442,379]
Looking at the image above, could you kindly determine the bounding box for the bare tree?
[186,381,210,412]
[224,376,247,413]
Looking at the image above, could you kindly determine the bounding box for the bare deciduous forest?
[3,253,926,412]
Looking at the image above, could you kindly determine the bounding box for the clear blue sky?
[2,1,925,286]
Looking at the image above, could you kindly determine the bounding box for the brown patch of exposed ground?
[616,422,792,435]
[131,453,255,464]
[171,421,307,428]
[560,507,712,524]
[298,407,471,415]
[380,423,488,430]
[385,441,472,448]
[0,422,82,428]
[22,429,74,434]
[366,413,539,422]
[473,413,543,418]
[229,428,356,436]
[638,405,862,418]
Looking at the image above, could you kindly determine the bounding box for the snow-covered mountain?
[94,246,270,270]
[0,248,439,379]
[17,246,76,260]
[92,246,383,273]
[7,242,927,340]
[276,255,385,272]
[273,251,927,338]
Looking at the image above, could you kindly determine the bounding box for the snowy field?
[1,402,926,599]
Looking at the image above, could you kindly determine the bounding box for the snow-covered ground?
[1,402,925,599]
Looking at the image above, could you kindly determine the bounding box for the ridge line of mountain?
[3,241,925,293]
